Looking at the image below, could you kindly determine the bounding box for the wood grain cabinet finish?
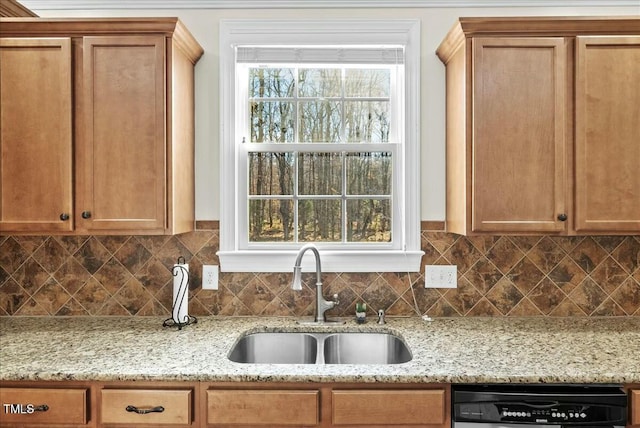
[0,38,73,233]
[205,389,320,426]
[632,390,640,427]
[0,18,203,235]
[100,388,193,426]
[0,387,88,425]
[332,389,445,426]
[574,36,640,233]
[436,17,640,236]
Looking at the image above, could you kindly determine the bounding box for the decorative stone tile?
[56,297,90,316]
[74,278,111,315]
[96,298,130,316]
[611,278,640,315]
[528,278,566,315]
[526,237,565,273]
[593,236,626,254]
[177,231,214,255]
[426,297,460,317]
[426,232,458,255]
[508,298,544,316]
[550,236,584,254]
[382,272,411,297]
[54,236,89,255]
[75,237,111,274]
[53,258,91,295]
[506,257,545,295]
[548,257,587,294]
[443,237,483,274]
[135,258,172,295]
[568,278,608,315]
[466,298,501,316]
[592,298,627,317]
[260,297,294,316]
[94,258,133,296]
[155,237,194,271]
[221,272,254,296]
[466,235,501,253]
[486,237,525,274]
[32,238,68,274]
[135,235,171,254]
[549,299,586,317]
[464,258,503,294]
[0,265,8,286]
[404,286,440,316]
[219,296,252,316]
[258,272,292,296]
[569,237,607,274]
[193,236,219,265]
[612,237,640,274]
[188,295,212,317]
[361,276,400,311]
[590,257,629,294]
[237,277,276,314]
[442,277,483,316]
[114,239,152,275]
[12,257,50,296]
[114,277,154,315]
[0,279,27,315]
[485,278,524,315]
[324,279,358,317]
[13,236,47,253]
[32,277,70,315]
[137,299,168,317]
[96,236,130,254]
[421,240,441,265]
[14,298,49,316]
[339,272,376,295]
[509,236,542,253]
[0,237,29,274]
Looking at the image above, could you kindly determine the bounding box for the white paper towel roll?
[172,263,189,324]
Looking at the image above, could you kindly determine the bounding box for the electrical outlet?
[425,265,457,288]
[202,265,219,290]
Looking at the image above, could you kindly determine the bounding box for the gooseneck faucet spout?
[291,243,340,323]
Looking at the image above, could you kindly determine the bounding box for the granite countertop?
[1,316,639,384]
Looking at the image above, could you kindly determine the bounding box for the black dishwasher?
[453,385,627,428]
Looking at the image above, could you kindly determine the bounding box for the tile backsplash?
[1,229,639,317]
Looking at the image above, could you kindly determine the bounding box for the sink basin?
[323,333,412,364]
[228,333,317,364]
[228,331,411,364]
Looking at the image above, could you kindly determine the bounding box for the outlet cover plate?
[202,265,219,290]
[425,265,457,288]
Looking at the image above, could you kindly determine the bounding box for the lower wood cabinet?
[100,387,194,426]
[0,386,89,426]
[632,389,640,427]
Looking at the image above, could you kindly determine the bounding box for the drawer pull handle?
[126,405,165,415]
[34,404,49,412]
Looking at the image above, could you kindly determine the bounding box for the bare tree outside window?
[247,66,393,243]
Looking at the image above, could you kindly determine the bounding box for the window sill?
[217,249,424,272]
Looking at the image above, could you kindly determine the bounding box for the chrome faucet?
[291,244,341,323]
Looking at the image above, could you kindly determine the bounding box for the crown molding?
[17,0,640,10]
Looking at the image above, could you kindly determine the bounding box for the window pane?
[298,153,341,196]
[249,152,294,195]
[249,199,294,242]
[250,101,295,142]
[299,101,342,143]
[346,152,392,195]
[298,68,341,98]
[298,199,342,242]
[249,68,295,98]
[347,199,391,242]
[345,69,390,98]
[344,101,390,142]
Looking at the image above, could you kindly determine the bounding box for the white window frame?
[218,19,422,272]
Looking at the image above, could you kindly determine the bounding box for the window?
[218,20,422,272]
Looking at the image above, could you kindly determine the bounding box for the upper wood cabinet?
[436,17,640,236]
[0,18,203,235]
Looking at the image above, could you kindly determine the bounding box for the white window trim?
[218,19,423,273]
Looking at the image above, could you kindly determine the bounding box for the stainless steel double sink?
[228,331,412,365]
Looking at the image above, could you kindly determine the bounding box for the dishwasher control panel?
[453,385,627,426]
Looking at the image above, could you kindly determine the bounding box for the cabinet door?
[77,36,166,233]
[472,38,568,233]
[632,390,640,426]
[0,387,88,425]
[575,36,640,233]
[0,38,73,233]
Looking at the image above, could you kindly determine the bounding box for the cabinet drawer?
[206,389,319,426]
[0,387,88,425]
[100,389,192,425]
[332,389,445,426]
[633,390,640,426]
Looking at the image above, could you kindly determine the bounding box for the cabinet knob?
[557,213,568,221]
[81,211,92,219]
[59,213,70,221]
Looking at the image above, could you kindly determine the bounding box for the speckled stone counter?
[1,316,639,384]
